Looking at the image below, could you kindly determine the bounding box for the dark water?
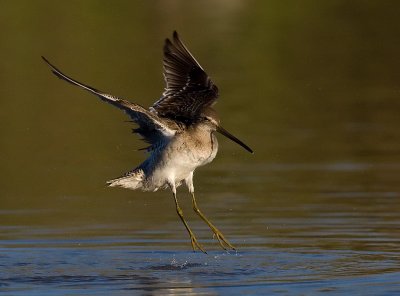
[1,1,400,295]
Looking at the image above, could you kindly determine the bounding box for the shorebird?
[42,31,253,253]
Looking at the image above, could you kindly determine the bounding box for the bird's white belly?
[145,133,218,190]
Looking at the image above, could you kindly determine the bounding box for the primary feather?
[151,31,219,122]
[41,56,179,151]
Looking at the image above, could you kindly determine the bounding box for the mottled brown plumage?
[42,31,252,253]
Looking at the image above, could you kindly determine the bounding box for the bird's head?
[200,108,253,154]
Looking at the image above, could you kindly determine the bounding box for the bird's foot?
[211,227,235,251]
[189,231,207,254]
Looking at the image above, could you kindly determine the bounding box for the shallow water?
[1,1,400,295]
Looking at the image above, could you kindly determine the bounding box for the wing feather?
[152,31,219,121]
[42,56,179,148]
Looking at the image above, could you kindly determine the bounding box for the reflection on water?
[1,1,400,295]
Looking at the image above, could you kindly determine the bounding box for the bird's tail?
[106,169,144,190]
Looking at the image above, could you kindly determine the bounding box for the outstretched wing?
[42,56,179,148]
[151,31,219,122]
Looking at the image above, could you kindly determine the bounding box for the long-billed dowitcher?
[42,31,253,253]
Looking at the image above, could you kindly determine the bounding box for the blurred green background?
[1,0,400,242]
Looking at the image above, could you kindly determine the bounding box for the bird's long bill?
[217,126,253,154]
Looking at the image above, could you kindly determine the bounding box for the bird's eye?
[205,116,215,122]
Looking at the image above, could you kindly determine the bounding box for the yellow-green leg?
[172,190,206,253]
[191,192,235,251]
